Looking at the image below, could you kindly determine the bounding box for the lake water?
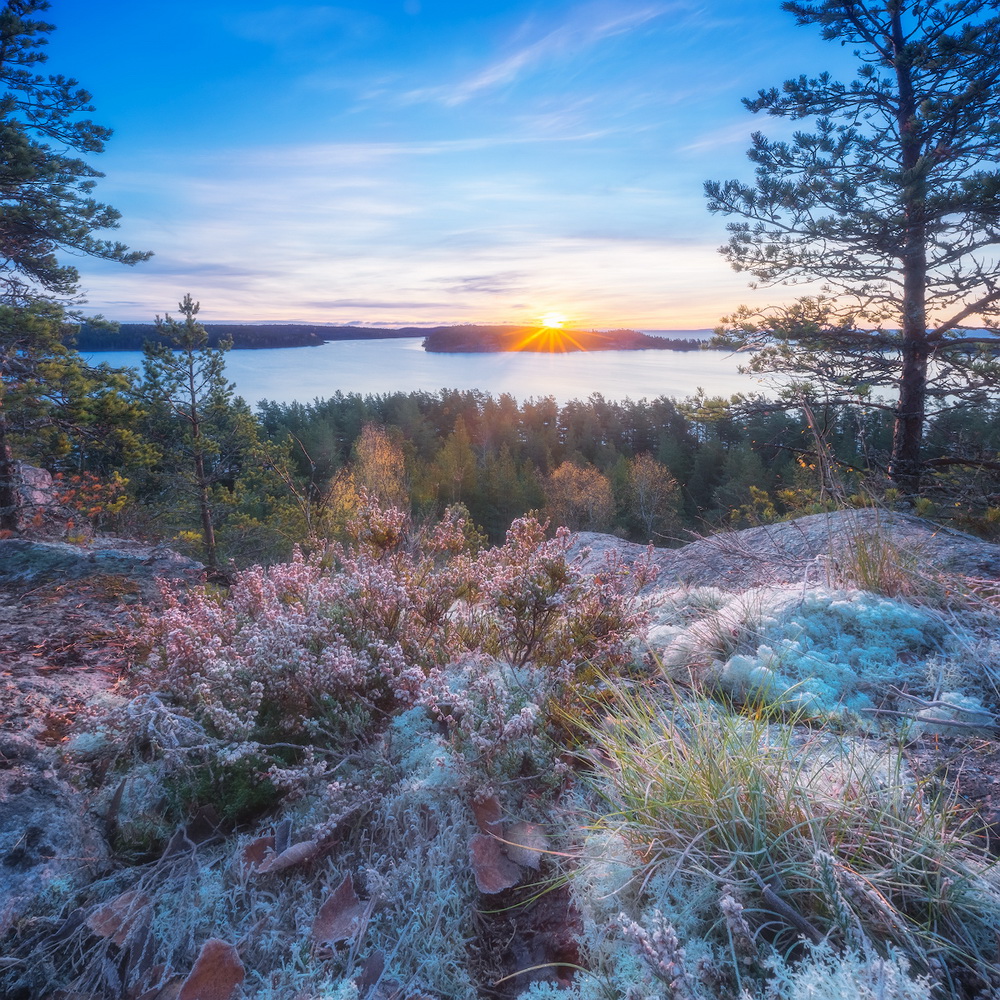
[84,336,766,408]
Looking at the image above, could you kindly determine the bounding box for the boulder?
[0,733,110,925]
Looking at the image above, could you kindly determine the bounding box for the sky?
[46,1,859,329]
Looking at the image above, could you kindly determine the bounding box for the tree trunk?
[890,327,929,496]
[195,450,218,572]
[0,400,19,533]
[889,12,929,497]
[187,351,218,571]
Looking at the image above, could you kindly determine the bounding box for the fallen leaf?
[504,822,547,870]
[256,838,323,875]
[469,833,521,894]
[471,795,503,836]
[239,835,274,870]
[177,939,244,1000]
[357,949,385,995]
[312,873,371,947]
[86,891,151,947]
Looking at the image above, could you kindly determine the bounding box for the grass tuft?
[581,679,1000,994]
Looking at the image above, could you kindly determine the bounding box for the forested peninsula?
[74,322,424,351]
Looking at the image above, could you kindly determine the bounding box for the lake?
[84,335,767,408]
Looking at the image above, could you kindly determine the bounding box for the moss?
[167,754,281,827]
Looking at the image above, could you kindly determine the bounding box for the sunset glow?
[51,1,852,326]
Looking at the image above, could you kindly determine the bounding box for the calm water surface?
[86,337,764,407]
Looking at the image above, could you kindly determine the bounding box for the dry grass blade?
[580,676,1000,986]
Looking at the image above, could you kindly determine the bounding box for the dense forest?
[18,320,1000,568]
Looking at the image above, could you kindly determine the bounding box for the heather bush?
[141,495,653,784]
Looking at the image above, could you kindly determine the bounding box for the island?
[421,325,710,353]
[73,322,426,352]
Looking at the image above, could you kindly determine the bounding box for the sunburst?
[511,317,587,352]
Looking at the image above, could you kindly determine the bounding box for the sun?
[539,311,567,329]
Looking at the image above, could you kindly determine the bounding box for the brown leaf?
[239,835,274,870]
[177,939,244,1000]
[469,833,521,894]
[312,873,371,948]
[504,822,547,870]
[255,838,323,875]
[470,794,504,836]
[357,949,385,996]
[86,891,151,947]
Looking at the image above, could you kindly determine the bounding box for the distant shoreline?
[74,322,719,353]
[74,323,426,352]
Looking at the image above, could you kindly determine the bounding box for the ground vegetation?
[3,503,1000,1000]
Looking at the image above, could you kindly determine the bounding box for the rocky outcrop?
[0,732,111,926]
[0,537,203,929]
[0,536,203,594]
[572,508,1000,591]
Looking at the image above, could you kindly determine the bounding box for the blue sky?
[47,1,857,328]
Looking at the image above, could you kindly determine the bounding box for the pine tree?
[141,295,254,571]
[0,0,150,528]
[706,0,1000,495]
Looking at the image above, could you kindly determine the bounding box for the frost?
[910,691,995,736]
[652,585,946,714]
[763,942,932,1000]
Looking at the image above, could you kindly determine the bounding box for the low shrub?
[139,495,653,785]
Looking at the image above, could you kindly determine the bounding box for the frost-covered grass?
[572,680,1000,996]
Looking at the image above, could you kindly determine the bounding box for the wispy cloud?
[681,114,802,155]
[403,3,676,107]
[680,120,756,154]
[196,132,614,174]
[445,271,529,295]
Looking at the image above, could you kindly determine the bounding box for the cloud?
[143,259,272,279]
[301,299,452,310]
[444,271,529,295]
[679,120,757,154]
[403,3,677,107]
